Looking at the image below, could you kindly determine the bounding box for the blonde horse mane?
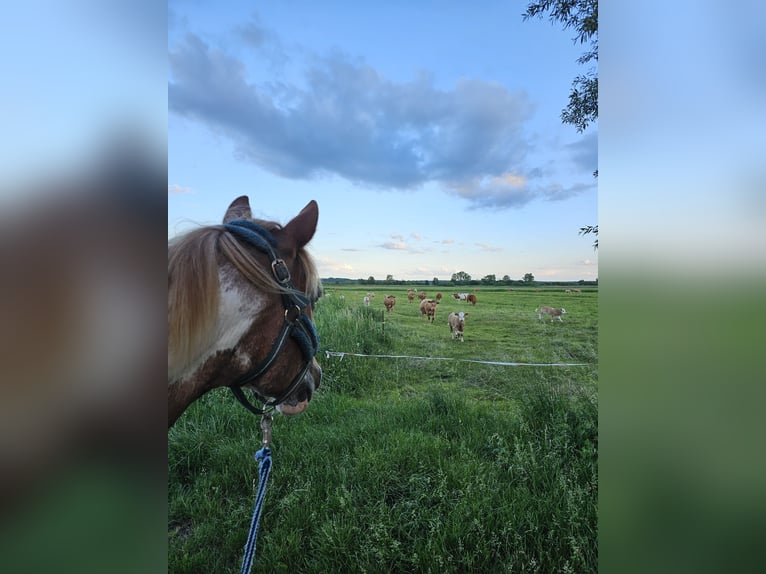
[168,220,321,380]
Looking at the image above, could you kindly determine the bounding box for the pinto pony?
[168,196,322,427]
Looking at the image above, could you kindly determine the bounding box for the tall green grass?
[169,286,597,573]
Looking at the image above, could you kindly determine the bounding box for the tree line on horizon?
[322,271,597,287]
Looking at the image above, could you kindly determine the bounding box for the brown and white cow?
[536,306,566,322]
[384,295,396,312]
[418,291,427,301]
[448,311,468,342]
[419,298,438,323]
[407,290,415,303]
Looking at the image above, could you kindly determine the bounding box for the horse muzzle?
[275,358,321,415]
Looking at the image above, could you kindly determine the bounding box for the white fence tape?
[324,351,591,368]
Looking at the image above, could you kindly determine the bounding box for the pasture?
[169,285,598,573]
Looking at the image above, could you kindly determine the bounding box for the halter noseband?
[223,219,319,416]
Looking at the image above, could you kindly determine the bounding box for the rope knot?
[255,447,271,463]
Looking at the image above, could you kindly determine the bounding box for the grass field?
[169,285,598,573]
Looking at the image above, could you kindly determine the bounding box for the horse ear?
[223,196,252,223]
[281,200,318,249]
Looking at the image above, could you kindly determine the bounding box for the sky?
[168,1,598,282]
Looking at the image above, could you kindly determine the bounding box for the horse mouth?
[276,399,309,415]
[274,361,320,416]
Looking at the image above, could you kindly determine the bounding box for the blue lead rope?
[240,446,272,574]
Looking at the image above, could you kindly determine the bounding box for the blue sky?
[168,1,598,282]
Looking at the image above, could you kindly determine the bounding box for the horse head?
[168,196,322,427]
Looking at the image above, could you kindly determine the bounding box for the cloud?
[168,183,191,194]
[168,26,593,210]
[410,232,422,241]
[235,16,289,69]
[439,239,455,244]
[317,258,354,273]
[540,181,596,202]
[444,172,536,209]
[379,242,408,250]
[169,33,533,184]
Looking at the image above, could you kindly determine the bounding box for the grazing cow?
[448,311,468,342]
[536,306,566,322]
[565,289,572,293]
[452,293,460,300]
[572,288,582,293]
[384,295,396,312]
[407,290,415,303]
[435,292,442,302]
[467,293,477,305]
[419,299,438,323]
[418,291,427,301]
[363,296,370,306]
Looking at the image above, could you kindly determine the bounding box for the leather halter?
[223,219,319,416]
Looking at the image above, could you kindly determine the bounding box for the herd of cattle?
[341,289,568,342]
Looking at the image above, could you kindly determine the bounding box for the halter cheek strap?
[224,220,320,416]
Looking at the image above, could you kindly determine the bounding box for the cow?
[384,295,396,312]
[407,290,415,304]
[419,299,438,323]
[448,311,468,342]
[363,296,370,306]
[536,306,566,322]
[366,292,376,299]
[418,291,427,301]
[467,293,477,305]
[453,293,461,300]
[435,292,442,302]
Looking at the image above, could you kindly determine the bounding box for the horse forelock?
[292,246,322,305]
